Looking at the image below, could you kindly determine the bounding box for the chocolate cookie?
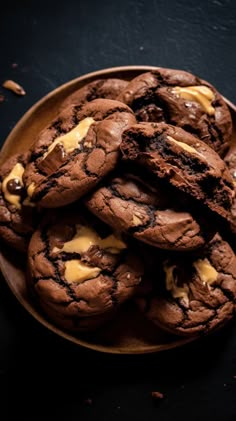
[117,68,232,156]
[137,234,236,336]
[60,78,128,110]
[23,98,136,208]
[0,154,37,252]
[224,145,236,234]
[121,122,234,220]
[85,173,213,251]
[27,209,144,331]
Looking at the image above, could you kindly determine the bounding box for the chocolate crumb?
[2,79,26,96]
[233,376,236,379]
[151,391,164,400]
[84,398,93,405]
[0,94,4,103]
[11,63,18,68]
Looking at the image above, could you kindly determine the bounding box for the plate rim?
[0,65,235,354]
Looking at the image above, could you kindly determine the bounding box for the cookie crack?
[100,185,157,234]
[110,274,119,306]
[148,135,210,175]
[176,299,232,332]
[100,106,134,120]
[208,120,225,148]
[86,80,105,102]
[30,144,48,162]
[40,226,83,304]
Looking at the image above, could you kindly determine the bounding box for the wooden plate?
[0,66,235,354]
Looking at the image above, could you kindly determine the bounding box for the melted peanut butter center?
[1,163,24,208]
[172,85,215,115]
[27,182,36,198]
[132,214,143,226]
[54,225,126,255]
[53,225,126,283]
[193,258,218,285]
[43,117,95,159]
[64,260,101,283]
[164,262,189,305]
[167,136,205,158]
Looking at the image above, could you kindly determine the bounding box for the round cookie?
[0,154,37,252]
[85,173,214,251]
[27,209,144,332]
[224,145,236,234]
[60,78,128,110]
[137,233,236,336]
[117,68,232,156]
[121,122,234,221]
[23,98,136,208]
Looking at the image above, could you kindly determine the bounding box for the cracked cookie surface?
[121,122,234,220]
[85,173,214,251]
[27,209,144,331]
[137,233,236,336]
[23,98,136,208]
[60,78,128,110]
[224,145,236,235]
[117,68,232,156]
[0,154,37,252]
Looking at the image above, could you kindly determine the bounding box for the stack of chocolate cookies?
[1,67,236,337]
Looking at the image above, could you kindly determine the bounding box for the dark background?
[1,0,236,420]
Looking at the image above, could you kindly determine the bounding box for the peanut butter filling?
[43,117,95,159]
[53,225,126,255]
[167,136,205,158]
[132,213,143,226]
[1,163,24,208]
[172,85,215,115]
[64,260,101,283]
[27,182,36,198]
[193,258,218,285]
[53,225,126,283]
[163,261,189,304]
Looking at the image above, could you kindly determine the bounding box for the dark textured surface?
[1,0,236,420]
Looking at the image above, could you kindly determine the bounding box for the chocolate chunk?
[38,143,68,175]
[6,178,24,196]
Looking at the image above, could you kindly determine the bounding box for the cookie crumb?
[151,391,164,400]
[0,94,5,103]
[233,376,236,379]
[2,80,26,96]
[84,398,93,405]
[11,63,18,69]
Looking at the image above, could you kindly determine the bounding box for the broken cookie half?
[136,233,236,336]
